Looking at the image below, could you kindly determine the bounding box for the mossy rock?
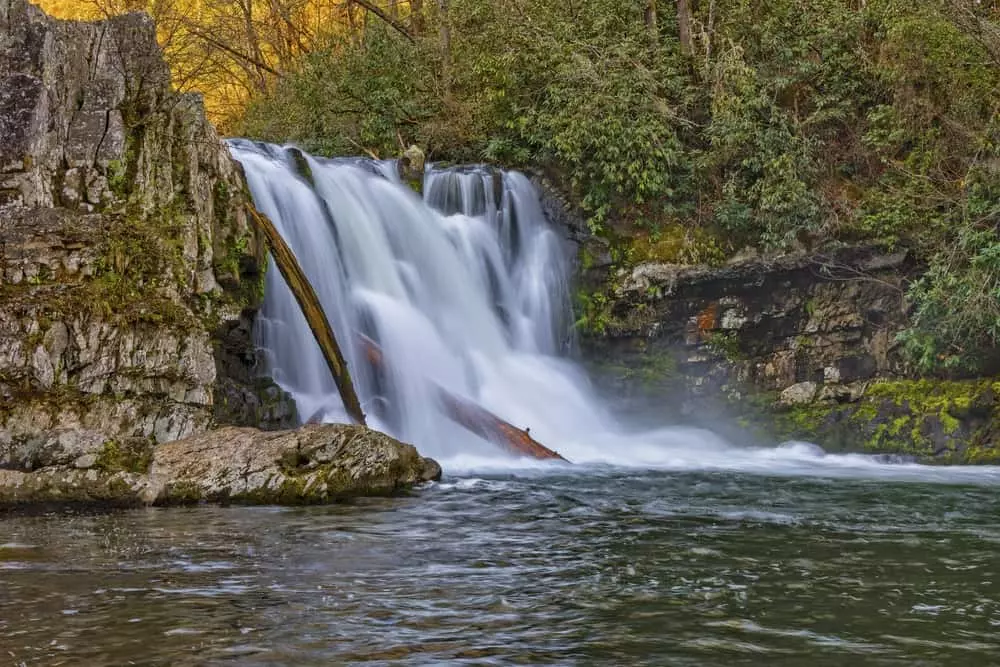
[94,438,155,475]
[769,379,1000,464]
[149,424,441,506]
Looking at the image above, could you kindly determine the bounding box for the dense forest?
[42,0,1000,374]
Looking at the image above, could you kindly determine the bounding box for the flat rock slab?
[0,424,441,508]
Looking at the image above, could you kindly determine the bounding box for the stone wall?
[584,246,912,405]
[0,0,294,469]
[576,241,1000,462]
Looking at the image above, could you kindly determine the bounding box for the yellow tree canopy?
[36,0,411,130]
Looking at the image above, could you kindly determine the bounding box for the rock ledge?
[0,424,441,508]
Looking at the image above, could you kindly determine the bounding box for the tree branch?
[179,20,281,78]
[352,0,415,42]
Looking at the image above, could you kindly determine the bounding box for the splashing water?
[229,141,1000,484]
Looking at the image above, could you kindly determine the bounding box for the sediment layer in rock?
[0,424,441,508]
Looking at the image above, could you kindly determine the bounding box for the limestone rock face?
[584,246,911,403]
[0,0,295,464]
[148,424,442,504]
[0,424,441,507]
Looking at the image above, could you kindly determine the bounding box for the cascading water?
[230,140,1000,480]
[231,140,604,462]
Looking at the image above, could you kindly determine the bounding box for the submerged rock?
[0,424,441,508]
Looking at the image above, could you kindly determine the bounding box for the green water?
[2,469,1000,665]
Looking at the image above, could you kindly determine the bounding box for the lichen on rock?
[0,423,441,508]
[0,0,295,469]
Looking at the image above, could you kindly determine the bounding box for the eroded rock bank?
[0,1,446,507]
[575,244,1000,463]
[541,183,1000,463]
[0,424,441,508]
[0,0,296,458]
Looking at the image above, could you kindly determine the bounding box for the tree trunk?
[645,0,658,45]
[247,206,367,426]
[677,0,693,56]
[437,391,568,461]
[410,0,424,34]
[346,0,358,43]
[705,0,716,64]
[438,0,451,97]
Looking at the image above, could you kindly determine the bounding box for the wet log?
[359,335,567,462]
[436,391,569,462]
[247,205,367,426]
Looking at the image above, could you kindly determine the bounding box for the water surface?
[4,467,999,666]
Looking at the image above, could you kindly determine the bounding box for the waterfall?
[228,141,1000,476]
[230,140,620,464]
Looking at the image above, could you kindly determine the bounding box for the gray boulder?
[0,423,441,507]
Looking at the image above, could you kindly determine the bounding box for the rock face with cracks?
[0,0,296,469]
[0,424,442,507]
[574,241,1000,463]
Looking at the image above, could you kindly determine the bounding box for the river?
[4,464,1000,665]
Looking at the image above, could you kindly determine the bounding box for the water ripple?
[2,470,1000,665]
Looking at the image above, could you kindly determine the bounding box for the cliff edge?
[0,0,296,472]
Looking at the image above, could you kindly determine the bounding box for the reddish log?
[359,335,568,462]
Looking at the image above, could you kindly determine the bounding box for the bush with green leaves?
[238,0,1000,366]
[240,25,439,158]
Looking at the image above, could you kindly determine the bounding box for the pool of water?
[3,467,1000,665]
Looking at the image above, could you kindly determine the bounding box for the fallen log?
[247,205,367,426]
[436,390,569,462]
[359,335,568,462]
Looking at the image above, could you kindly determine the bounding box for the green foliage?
[242,0,697,231]
[107,158,128,199]
[240,25,441,158]
[898,168,1000,374]
[482,1,693,230]
[704,331,742,362]
[237,0,1000,369]
[95,438,154,474]
[624,224,725,266]
[574,288,612,335]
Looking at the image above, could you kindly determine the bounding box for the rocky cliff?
[0,0,295,470]
[571,231,1000,463]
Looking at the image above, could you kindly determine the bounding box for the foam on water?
[229,140,1000,485]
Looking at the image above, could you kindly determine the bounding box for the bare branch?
[352,0,415,42]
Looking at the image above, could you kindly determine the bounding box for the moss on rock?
[94,438,155,475]
[0,424,441,509]
[149,424,442,506]
[769,379,1000,464]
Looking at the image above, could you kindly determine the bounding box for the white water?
[230,141,1000,484]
